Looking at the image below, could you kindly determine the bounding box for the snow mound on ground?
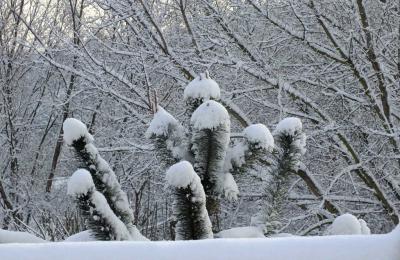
[145,106,178,138]
[243,124,274,151]
[65,231,96,242]
[359,219,371,235]
[63,118,93,145]
[1,227,399,260]
[326,213,370,235]
[191,100,230,130]
[166,161,196,188]
[215,226,264,238]
[0,229,46,243]
[274,117,302,136]
[184,73,220,101]
[67,169,94,196]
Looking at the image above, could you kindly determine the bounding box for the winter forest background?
[0,0,399,242]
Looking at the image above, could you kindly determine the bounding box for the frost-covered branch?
[67,169,131,240]
[166,161,213,240]
[63,118,147,240]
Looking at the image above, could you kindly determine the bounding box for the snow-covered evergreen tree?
[63,118,147,241]
[147,73,277,234]
[166,161,213,240]
[261,117,306,236]
[67,169,131,240]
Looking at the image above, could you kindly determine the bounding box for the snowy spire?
[63,118,93,145]
[64,118,148,241]
[166,161,213,240]
[145,106,179,138]
[67,169,95,196]
[184,72,221,103]
[244,124,274,151]
[191,100,230,130]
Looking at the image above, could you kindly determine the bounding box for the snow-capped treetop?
[326,213,370,235]
[166,161,205,201]
[191,100,230,130]
[67,169,95,196]
[243,124,274,151]
[63,118,93,145]
[166,161,196,188]
[184,72,221,102]
[145,106,179,138]
[274,117,302,137]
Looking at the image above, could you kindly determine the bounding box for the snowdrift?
[1,227,399,260]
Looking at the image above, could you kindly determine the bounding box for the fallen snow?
[184,73,221,101]
[145,106,179,138]
[63,118,93,145]
[65,231,96,242]
[325,213,371,235]
[1,227,399,260]
[243,124,274,151]
[67,169,94,196]
[0,230,46,244]
[274,117,302,136]
[191,100,230,130]
[215,226,264,238]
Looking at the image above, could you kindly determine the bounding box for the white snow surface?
[0,230,46,243]
[1,227,399,260]
[145,106,179,138]
[63,118,93,145]
[215,226,264,238]
[65,231,96,242]
[67,169,94,196]
[191,100,230,130]
[274,117,302,136]
[243,124,274,151]
[326,213,370,235]
[184,73,221,101]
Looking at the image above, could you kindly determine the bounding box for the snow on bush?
[274,117,302,136]
[1,227,399,260]
[326,213,371,235]
[184,72,220,102]
[215,226,264,238]
[243,124,274,151]
[222,173,239,201]
[191,100,229,130]
[67,169,94,196]
[166,161,206,202]
[166,161,198,189]
[63,118,93,145]
[145,106,179,138]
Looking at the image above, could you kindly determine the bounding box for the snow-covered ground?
[1,226,399,260]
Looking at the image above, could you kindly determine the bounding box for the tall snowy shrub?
[63,118,147,241]
[166,161,213,240]
[147,72,276,233]
[261,117,306,235]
